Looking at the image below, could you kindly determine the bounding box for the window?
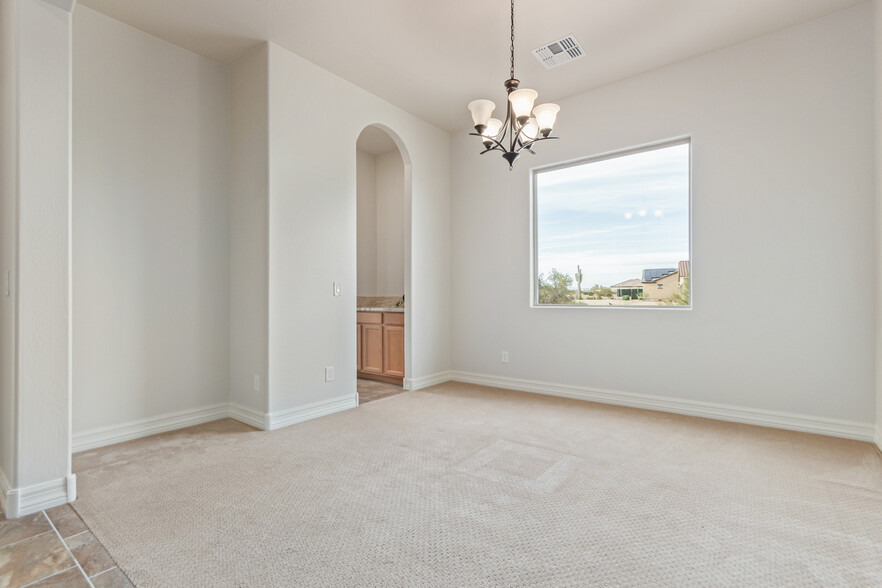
[532,138,691,308]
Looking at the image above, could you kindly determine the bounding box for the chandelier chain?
[510,0,515,79]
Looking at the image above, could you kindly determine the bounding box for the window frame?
[529,136,693,310]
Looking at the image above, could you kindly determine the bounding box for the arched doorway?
[355,125,412,403]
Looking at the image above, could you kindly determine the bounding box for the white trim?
[73,403,229,452]
[875,430,882,454]
[266,393,357,431]
[449,371,875,442]
[228,402,268,430]
[70,395,361,452]
[529,136,694,312]
[2,474,74,518]
[404,371,453,391]
[0,467,10,514]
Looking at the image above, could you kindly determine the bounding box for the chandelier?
[468,0,560,170]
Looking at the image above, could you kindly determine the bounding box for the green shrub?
[538,269,576,305]
[622,295,631,301]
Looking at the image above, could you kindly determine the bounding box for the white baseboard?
[228,402,268,430]
[266,393,358,431]
[0,467,10,515]
[449,371,875,442]
[73,403,230,452]
[875,430,882,454]
[72,394,360,452]
[404,371,453,391]
[2,474,76,519]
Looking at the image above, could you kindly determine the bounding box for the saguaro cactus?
[575,265,583,299]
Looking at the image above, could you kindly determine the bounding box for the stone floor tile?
[44,506,87,540]
[0,531,74,588]
[0,514,51,549]
[357,379,405,403]
[27,566,90,587]
[65,531,116,577]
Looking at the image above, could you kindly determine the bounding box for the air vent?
[532,35,585,70]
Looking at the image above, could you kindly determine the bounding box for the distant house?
[611,278,643,299]
[678,260,690,286]
[642,268,679,301]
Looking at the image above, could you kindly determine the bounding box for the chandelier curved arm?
[515,135,558,154]
[468,132,510,153]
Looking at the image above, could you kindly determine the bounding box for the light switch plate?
[333,281,341,296]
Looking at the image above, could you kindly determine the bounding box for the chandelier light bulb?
[532,103,560,136]
[519,118,539,143]
[482,118,503,148]
[484,118,503,138]
[508,89,538,124]
[468,99,496,133]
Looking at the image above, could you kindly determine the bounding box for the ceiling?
[78,0,866,133]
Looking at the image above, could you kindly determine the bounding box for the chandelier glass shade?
[468,0,559,169]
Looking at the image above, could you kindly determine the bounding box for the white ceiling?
[78,0,866,133]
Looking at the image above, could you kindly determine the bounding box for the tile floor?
[0,504,132,588]
[357,378,406,404]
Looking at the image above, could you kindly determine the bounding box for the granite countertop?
[356,296,404,313]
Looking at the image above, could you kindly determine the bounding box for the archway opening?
[355,125,411,403]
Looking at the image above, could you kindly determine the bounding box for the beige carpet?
[71,383,882,587]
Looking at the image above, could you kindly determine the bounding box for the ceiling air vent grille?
[532,35,585,70]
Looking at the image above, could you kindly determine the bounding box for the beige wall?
[356,146,405,297]
[230,44,269,415]
[875,0,882,449]
[643,272,680,301]
[74,6,232,434]
[267,42,451,410]
[375,150,405,297]
[356,148,378,296]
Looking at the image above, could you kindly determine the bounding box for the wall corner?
[41,0,76,12]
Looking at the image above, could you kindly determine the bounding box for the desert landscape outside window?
[533,139,691,308]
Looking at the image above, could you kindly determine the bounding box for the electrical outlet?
[325,366,335,382]
[333,281,341,296]
[501,351,509,363]
[253,375,260,392]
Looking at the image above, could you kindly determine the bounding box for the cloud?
[534,142,690,286]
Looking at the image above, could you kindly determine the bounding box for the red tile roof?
[679,260,690,279]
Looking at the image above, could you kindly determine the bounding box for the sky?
[536,142,690,288]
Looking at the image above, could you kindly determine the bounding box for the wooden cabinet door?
[361,324,384,374]
[383,325,405,378]
[357,324,363,371]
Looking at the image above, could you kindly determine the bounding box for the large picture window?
[532,139,691,308]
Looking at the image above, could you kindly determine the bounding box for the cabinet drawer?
[357,312,383,324]
[384,312,404,325]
